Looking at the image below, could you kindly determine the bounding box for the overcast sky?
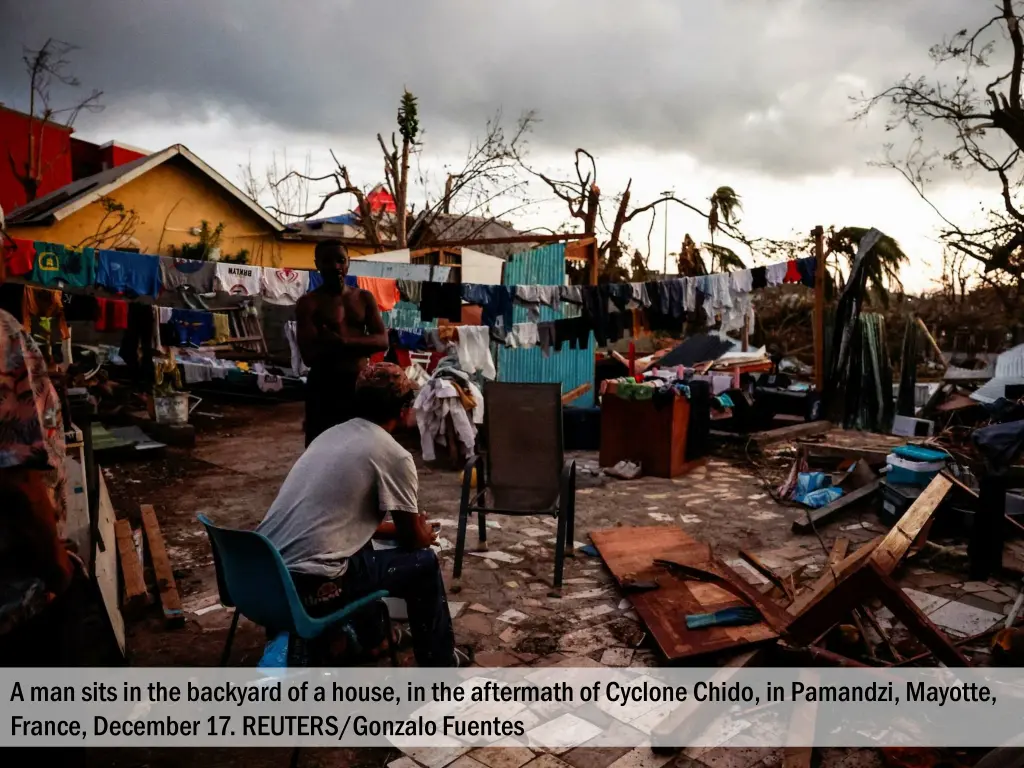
[0,0,999,292]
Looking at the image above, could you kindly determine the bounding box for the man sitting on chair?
[257,363,466,666]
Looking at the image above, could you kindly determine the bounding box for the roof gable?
[7,144,284,232]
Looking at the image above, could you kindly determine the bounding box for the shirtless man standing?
[296,240,389,447]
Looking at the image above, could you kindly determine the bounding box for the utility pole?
[660,190,673,275]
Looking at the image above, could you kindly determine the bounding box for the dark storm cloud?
[0,0,990,177]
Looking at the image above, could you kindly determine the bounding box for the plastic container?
[885,452,946,487]
[154,393,189,424]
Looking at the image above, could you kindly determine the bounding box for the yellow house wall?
[8,157,378,270]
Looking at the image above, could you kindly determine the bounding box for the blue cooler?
[885,445,947,487]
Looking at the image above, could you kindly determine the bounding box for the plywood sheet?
[590,526,777,661]
[96,473,125,655]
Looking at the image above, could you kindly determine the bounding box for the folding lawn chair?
[452,382,577,593]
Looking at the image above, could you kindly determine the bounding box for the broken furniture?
[198,515,397,667]
[599,387,709,478]
[786,474,970,666]
[590,526,782,660]
[453,382,577,591]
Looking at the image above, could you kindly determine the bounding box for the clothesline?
[2,238,816,313]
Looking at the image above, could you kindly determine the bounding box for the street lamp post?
[660,190,673,275]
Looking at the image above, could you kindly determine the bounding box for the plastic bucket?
[154,393,189,424]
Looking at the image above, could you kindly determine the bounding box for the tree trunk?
[396,137,410,248]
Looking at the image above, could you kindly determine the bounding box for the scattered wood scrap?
[869,474,952,575]
[141,504,184,628]
[114,518,149,611]
[739,549,793,600]
[590,526,778,661]
[791,479,881,534]
[561,382,592,404]
[750,420,832,447]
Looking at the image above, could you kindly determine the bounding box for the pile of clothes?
[413,353,485,461]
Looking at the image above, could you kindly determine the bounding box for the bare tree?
[523,149,757,281]
[857,1,1024,286]
[261,92,536,251]
[11,39,103,202]
[239,149,313,225]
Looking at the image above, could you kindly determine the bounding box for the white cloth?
[261,268,310,305]
[718,292,756,334]
[466,381,485,425]
[215,262,263,297]
[766,262,788,286]
[730,269,753,294]
[507,322,539,348]
[413,378,478,461]
[456,325,496,379]
[284,321,308,376]
[681,277,697,312]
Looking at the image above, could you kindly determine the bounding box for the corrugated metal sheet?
[496,243,594,406]
[383,301,436,330]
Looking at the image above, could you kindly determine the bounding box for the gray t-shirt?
[256,418,418,578]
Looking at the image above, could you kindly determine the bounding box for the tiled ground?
[107,403,1020,768]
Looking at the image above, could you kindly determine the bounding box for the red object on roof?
[366,183,396,214]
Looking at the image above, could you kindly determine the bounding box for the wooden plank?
[739,550,793,600]
[802,443,892,466]
[751,421,832,447]
[864,561,969,667]
[141,504,184,628]
[791,480,881,534]
[828,538,850,566]
[870,474,952,575]
[591,526,777,661]
[95,473,126,655]
[787,536,881,617]
[114,518,149,609]
[561,382,592,404]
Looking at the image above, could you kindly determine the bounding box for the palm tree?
[706,186,743,272]
[829,226,908,305]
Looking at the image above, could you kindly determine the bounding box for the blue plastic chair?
[197,515,396,666]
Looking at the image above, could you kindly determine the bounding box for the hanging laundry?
[796,256,817,287]
[95,298,129,332]
[537,322,557,357]
[766,261,788,286]
[396,278,421,305]
[3,238,35,278]
[730,269,753,293]
[31,242,96,289]
[629,283,651,308]
[212,312,231,343]
[514,285,560,308]
[96,250,163,298]
[461,284,514,339]
[419,282,462,322]
[423,328,446,352]
[261,267,309,305]
[560,285,583,305]
[783,260,801,284]
[61,293,97,322]
[307,270,324,292]
[580,286,610,345]
[555,316,590,350]
[414,366,481,462]
[751,266,768,290]
[396,329,426,350]
[170,309,215,346]
[214,262,263,297]
[507,322,539,348]
[284,321,308,376]
[456,325,496,379]
[22,287,69,340]
[159,256,216,294]
[355,276,401,312]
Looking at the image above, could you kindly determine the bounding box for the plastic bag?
[258,631,289,669]
[801,487,843,509]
